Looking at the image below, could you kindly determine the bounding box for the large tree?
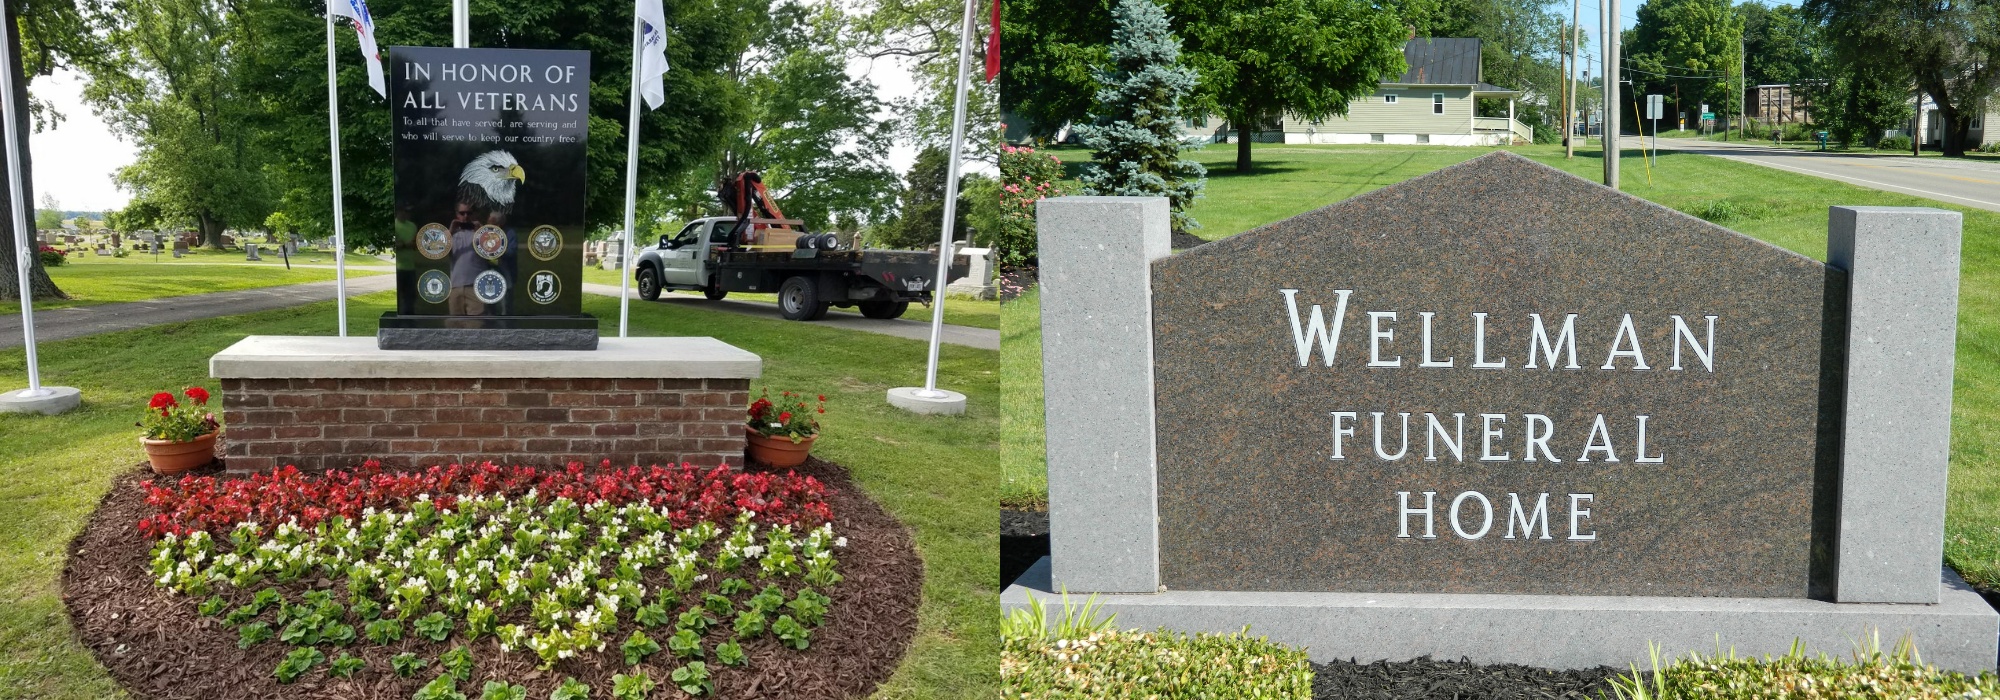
[1626,0,1745,131]
[0,0,104,301]
[997,0,1114,139]
[238,0,759,250]
[1741,3,1824,87]
[856,0,1000,160]
[1169,0,1408,173]
[1809,0,2000,156]
[718,1,900,232]
[1820,58,1913,146]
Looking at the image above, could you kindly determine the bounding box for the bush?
[37,245,65,267]
[1878,135,1913,152]
[1610,637,2000,699]
[1002,591,1313,699]
[995,145,1073,269]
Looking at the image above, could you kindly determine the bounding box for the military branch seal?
[473,269,509,305]
[417,223,451,260]
[418,269,450,304]
[474,225,509,262]
[528,225,563,262]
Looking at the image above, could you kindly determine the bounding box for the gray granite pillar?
[1038,196,1171,594]
[1828,206,1962,604]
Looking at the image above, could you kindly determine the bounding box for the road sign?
[1701,113,1716,120]
[1647,95,1663,121]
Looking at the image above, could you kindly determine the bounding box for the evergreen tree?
[1075,0,1206,232]
[871,146,970,250]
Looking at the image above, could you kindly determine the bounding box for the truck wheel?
[636,265,662,301]
[778,276,828,321]
[859,300,908,319]
[703,276,728,301]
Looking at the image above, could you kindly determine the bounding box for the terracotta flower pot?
[142,432,218,475]
[746,430,816,467]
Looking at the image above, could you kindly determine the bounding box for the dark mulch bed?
[1170,229,1211,250]
[1313,656,1623,700]
[999,510,1049,588]
[63,457,922,700]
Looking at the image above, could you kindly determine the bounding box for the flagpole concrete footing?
[0,385,81,415]
[887,386,966,415]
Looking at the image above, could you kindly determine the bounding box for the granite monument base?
[211,336,759,472]
[1003,557,2000,673]
[377,313,599,351]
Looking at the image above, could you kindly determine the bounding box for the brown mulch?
[62,457,923,700]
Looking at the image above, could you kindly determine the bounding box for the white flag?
[636,0,670,109]
[328,0,387,97]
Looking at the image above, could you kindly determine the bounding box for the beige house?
[1199,38,1534,146]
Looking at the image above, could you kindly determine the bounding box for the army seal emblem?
[528,225,563,261]
[473,269,508,304]
[417,269,449,304]
[417,223,450,260]
[473,225,508,261]
[528,270,561,304]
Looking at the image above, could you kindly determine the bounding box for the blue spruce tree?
[1075,0,1207,232]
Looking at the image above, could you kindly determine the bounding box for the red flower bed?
[137,460,833,539]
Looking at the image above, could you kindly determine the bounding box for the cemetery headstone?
[945,247,996,300]
[245,243,262,261]
[1005,152,1997,672]
[376,46,595,350]
[601,240,622,271]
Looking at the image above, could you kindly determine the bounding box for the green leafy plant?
[677,609,716,633]
[667,627,704,659]
[772,614,811,650]
[225,603,261,625]
[321,621,357,646]
[748,586,786,614]
[1000,623,1312,698]
[788,588,830,626]
[611,670,655,700]
[440,645,474,682]
[237,621,273,649]
[413,674,467,700]
[622,630,661,666]
[391,651,428,677]
[272,647,325,684]
[550,677,592,700]
[745,389,824,443]
[1001,589,1118,646]
[279,617,321,645]
[416,611,454,641]
[465,603,497,639]
[715,640,747,667]
[328,653,366,678]
[732,609,766,639]
[198,595,227,616]
[365,617,403,644]
[717,578,751,595]
[671,661,714,696]
[635,603,670,628]
[139,387,218,443]
[479,680,528,700]
[702,593,734,617]
[351,596,383,620]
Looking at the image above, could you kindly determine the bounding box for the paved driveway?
[1656,138,2000,212]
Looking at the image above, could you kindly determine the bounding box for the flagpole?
[327,10,349,337]
[888,0,975,415]
[3,0,43,396]
[618,11,642,339]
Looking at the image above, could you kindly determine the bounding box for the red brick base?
[217,377,749,473]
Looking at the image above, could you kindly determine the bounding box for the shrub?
[1610,637,2000,700]
[37,245,65,267]
[996,145,1073,268]
[1878,135,1913,152]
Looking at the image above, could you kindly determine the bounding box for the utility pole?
[1566,0,1581,158]
[1603,0,1619,188]
[1738,37,1745,142]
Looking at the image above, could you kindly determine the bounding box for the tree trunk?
[1235,122,1252,173]
[198,212,226,250]
[0,3,64,302]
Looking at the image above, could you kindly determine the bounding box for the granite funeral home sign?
[1004,152,1999,671]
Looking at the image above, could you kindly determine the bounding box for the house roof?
[1398,38,1482,85]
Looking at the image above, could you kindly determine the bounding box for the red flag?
[985,0,1000,82]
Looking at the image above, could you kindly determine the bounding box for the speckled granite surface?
[1151,151,1843,598]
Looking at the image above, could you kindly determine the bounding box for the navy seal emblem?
[473,225,508,261]
[528,270,561,304]
[473,269,508,304]
[417,269,449,304]
[528,225,562,261]
[417,223,450,260]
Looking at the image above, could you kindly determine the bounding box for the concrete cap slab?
[0,385,82,415]
[210,336,762,379]
[886,386,967,415]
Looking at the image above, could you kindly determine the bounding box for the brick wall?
[217,377,749,473]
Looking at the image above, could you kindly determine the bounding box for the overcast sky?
[30,32,930,214]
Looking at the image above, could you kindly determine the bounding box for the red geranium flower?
[778,411,792,422]
[184,387,210,404]
[149,392,178,410]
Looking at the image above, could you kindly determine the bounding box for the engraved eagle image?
[457,150,526,214]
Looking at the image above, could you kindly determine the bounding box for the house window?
[1370,133,1385,143]
[1417,134,1430,144]
[1384,94,1399,104]
[1433,94,1445,115]
[1190,116,1207,128]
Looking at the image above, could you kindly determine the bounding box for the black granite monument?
[378,46,596,350]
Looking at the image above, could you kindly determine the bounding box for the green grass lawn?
[581,265,1001,330]
[50,245,394,267]
[1013,142,2000,590]
[1000,288,1045,509]
[1,263,389,315]
[0,291,998,699]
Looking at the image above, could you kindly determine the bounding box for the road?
[1656,138,2000,212]
[1,276,998,351]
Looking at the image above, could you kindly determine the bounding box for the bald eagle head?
[457,150,526,211]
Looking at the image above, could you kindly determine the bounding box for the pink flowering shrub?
[997,145,1074,267]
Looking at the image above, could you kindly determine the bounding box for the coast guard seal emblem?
[417,269,449,304]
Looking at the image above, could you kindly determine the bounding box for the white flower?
[835,537,847,548]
